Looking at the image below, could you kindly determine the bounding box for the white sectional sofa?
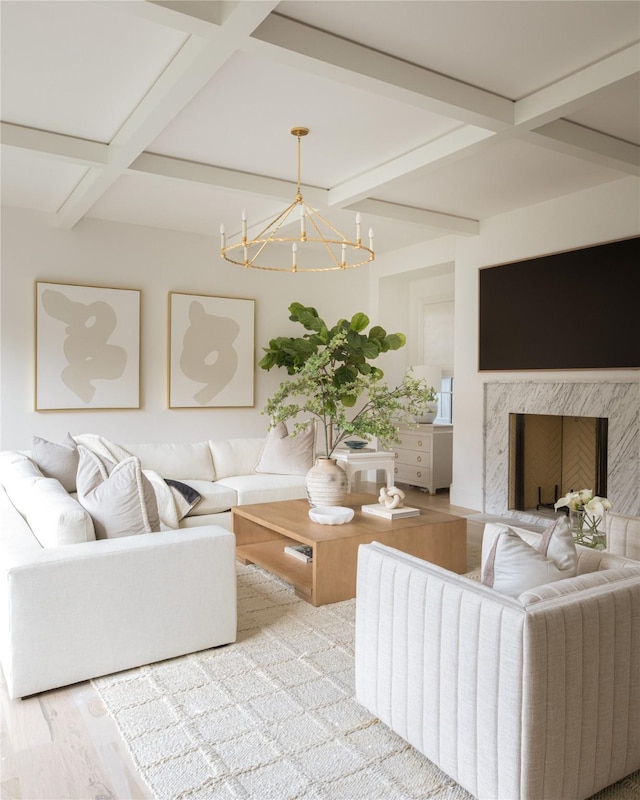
[0,433,309,699]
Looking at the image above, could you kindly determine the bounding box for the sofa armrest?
[355,541,640,800]
[0,526,237,699]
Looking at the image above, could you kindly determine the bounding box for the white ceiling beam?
[528,120,640,176]
[0,122,108,167]
[249,14,513,132]
[351,198,479,237]
[328,126,494,208]
[514,44,640,129]
[54,1,279,229]
[130,151,329,206]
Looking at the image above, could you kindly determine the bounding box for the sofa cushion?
[0,451,43,497]
[209,438,265,480]
[25,477,96,547]
[176,480,237,515]
[216,474,307,506]
[31,433,79,493]
[254,422,315,476]
[76,447,160,539]
[122,441,215,481]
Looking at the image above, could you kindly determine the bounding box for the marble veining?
[484,381,639,519]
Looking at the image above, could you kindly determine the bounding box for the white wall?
[372,177,640,512]
[0,208,370,449]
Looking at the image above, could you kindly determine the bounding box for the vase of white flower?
[555,489,611,549]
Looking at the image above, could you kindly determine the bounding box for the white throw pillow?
[481,517,577,598]
[254,422,316,476]
[31,433,79,493]
[76,447,160,539]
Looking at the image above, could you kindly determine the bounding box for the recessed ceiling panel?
[87,171,287,238]
[0,0,188,143]
[565,76,640,146]
[276,1,640,100]
[0,146,87,213]
[374,138,626,220]
[147,52,461,187]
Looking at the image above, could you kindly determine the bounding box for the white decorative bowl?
[309,506,354,525]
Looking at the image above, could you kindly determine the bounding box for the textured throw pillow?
[481,518,577,598]
[31,433,79,492]
[76,446,160,539]
[165,479,202,520]
[255,422,316,476]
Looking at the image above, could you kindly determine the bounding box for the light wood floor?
[0,486,480,800]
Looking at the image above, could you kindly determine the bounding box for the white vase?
[306,458,348,507]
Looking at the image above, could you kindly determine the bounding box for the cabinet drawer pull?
[394,452,399,459]
[418,440,423,447]
[394,467,398,474]
[416,456,421,463]
[416,472,422,478]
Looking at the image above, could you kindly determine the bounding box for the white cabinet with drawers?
[393,424,453,494]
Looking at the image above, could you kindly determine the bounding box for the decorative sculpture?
[378,485,406,509]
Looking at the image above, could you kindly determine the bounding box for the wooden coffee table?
[232,493,467,606]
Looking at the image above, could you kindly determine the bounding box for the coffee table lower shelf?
[236,538,313,600]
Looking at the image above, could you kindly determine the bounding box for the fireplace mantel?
[484,381,639,519]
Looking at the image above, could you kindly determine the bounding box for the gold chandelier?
[219,127,375,273]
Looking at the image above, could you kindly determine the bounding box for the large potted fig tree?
[259,302,437,505]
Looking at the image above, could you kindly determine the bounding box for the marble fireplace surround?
[484,381,639,521]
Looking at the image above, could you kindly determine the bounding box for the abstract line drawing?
[36,282,140,410]
[169,293,255,408]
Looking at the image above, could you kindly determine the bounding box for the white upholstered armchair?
[355,541,640,800]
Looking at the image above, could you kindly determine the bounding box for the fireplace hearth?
[484,381,639,521]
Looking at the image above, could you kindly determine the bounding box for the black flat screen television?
[478,236,640,371]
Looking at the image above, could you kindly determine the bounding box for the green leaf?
[384,333,406,351]
[361,339,381,359]
[349,312,369,332]
[368,325,387,340]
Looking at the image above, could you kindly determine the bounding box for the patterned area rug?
[93,563,640,800]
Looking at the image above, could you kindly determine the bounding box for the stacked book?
[284,544,313,562]
[361,503,421,520]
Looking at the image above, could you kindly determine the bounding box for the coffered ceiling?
[1,0,638,256]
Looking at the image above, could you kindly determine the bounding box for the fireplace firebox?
[508,413,608,513]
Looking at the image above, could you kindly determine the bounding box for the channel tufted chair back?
[355,541,640,800]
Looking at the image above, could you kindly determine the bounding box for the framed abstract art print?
[169,292,255,408]
[35,282,140,410]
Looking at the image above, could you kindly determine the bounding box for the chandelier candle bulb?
[300,207,306,237]
[356,212,362,243]
[369,228,374,250]
[219,224,225,250]
[341,243,346,266]
[292,242,297,269]
[241,210,247,241]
